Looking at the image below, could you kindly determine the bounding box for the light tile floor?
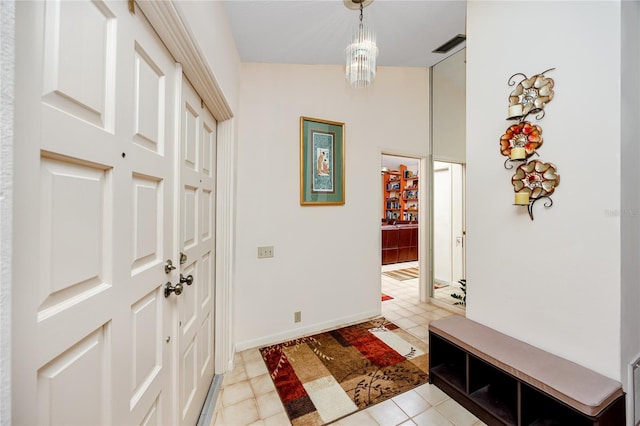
[211,261,484,426]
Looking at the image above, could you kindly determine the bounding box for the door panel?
[131,175,162,274]
[178,77,216,426]
[202,189,213,241]
[179,259,198,336]
[183,185,198,249]
[14,0,177,424]
[38,157,110,317]
[37,325,110,425]
[199,252,212,308]
[198,313,213,373]
[133,43,165,152]
[130,289,163,406]
[42,0,116,130]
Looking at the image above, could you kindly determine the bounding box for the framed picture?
[300,116,345,205]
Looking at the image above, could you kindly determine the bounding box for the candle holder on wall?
[511,160,560,220]
[507,68,555,121]
[500,68,560,220]
[501,121,543,169]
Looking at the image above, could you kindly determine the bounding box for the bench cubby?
[429,316,625,426]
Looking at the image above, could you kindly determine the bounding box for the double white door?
[13,0,215,424]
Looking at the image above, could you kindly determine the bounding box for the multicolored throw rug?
[381,293,393,301]
[382,267,419,281]
[259,318,429,425]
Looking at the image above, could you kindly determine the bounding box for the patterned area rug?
[382,267,419,281]
[259,318,429,426]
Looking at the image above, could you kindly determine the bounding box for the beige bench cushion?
[429,315,624,417]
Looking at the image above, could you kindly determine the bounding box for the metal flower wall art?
[507,68,555,120]
[500,121,543,161]
[501,68,559,220]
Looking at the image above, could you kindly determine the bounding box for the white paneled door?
[177,78,217,426]
[13,1,214,424]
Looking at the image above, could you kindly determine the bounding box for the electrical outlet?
[257,246,274,259]
[294,311,301,323]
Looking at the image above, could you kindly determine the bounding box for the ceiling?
[222,0,467,68]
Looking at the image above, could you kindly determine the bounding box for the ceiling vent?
[432,34,466,54]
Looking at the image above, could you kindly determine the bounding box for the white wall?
[235,64,429,349]
[466,1,621,381]
[174,1,241,112]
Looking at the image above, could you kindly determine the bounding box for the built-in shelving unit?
[382,164,419,222]
[383,169,402,220]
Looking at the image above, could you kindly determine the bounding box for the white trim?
[235,310,381,352]
[418,157,430,303]
[1,1,14,423]
[215,120,235,373]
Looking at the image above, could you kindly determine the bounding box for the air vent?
[432,34,466,54]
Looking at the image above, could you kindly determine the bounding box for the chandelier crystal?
[345,1,378,89]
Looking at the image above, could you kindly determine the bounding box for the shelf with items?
[403,211,419,222]
[403,205,418,221]
[382,164,419,223]
[404,174,419,187]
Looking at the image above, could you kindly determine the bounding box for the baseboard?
[235,309,381,351]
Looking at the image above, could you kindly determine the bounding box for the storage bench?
[428,316,625,425]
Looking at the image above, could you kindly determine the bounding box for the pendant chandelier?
[344,0,378,89]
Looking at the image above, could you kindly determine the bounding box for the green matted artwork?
[300,116,345,205]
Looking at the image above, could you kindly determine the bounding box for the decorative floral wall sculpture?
[500,69,559,220]
[500,121,543,159]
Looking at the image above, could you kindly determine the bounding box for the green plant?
[450,279,466,306]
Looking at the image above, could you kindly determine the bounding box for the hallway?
[211,265,484,425]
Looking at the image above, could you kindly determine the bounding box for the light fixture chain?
[359,2,363,22]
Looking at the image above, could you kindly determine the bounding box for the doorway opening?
[380,154,421,297]
[432,161,465,311]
